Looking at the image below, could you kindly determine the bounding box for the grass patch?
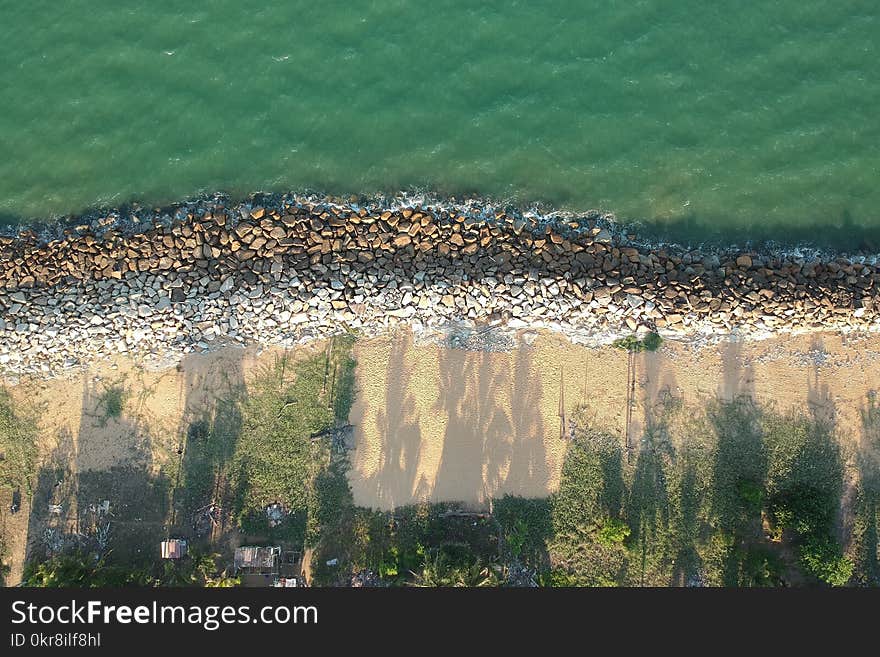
[97,384,128,424]
[229,354,334,533]
[227,334,358,548]
[0,387,38,495]
[0,386,38,585]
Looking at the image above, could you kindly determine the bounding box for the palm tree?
[409,552,500,587]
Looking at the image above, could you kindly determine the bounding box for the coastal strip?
[0,193,878,376]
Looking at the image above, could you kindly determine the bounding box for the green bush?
[800,536,853,586]
[642,332,663,352]
[98,385,128,423]
[612,333,663,353]
[612,335,643,352]
[22,553,151,587]
[597,517,631,547]
[493,495,552,566]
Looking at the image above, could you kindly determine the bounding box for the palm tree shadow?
[369,330,424,510]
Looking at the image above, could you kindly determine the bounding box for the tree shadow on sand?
[432,334,549,507]
[23,376,170,576]
[362,330,425,509]
[171,350,246,545]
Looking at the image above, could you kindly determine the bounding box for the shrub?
[597,517,631,547]
[642,332,663,352]
[612,333,663,353]
[612,335,643,352]
[99,386,127,421]
[800,536,853,586]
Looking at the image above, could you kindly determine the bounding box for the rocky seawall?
[1,193,878,376]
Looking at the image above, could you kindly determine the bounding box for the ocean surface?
[1,1,878,247]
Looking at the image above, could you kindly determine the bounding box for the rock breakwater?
[1,193,878,376]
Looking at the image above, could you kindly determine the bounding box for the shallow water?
[1,2,878,246]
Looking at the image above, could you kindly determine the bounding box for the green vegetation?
[23,552,152,587]
[97,384,127,423]
[850,395,880,585]
[22,550,237,587]
[493,497,552,567]
[495,399,854,587]
[228,355,331,541]
[0,387,38,495]
[172,333,358,549]
[0,388,38,586]
[763,411,851,585]
[14,336,875,588]
[310,498,501,586]
[612,332,663,353]
[229,334,356,544]
[410,553,500,587]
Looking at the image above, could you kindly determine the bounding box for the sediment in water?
[0,192,878,377]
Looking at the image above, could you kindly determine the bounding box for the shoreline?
[5,190,880,259]
[1,192,878,378]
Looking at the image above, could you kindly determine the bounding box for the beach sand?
[348,329,880,509]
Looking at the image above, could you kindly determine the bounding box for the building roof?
[273,577,299,587]
[234,546,280,572]
[160,539,188,559]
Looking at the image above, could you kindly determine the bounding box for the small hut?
[160,538,188,560]
[234,546,282,587]
[234,546,280,575]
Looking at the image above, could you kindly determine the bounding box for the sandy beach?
[349,329,880,509]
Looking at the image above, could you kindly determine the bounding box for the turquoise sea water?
[1,1,878,246]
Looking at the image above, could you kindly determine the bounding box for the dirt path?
[348,329,880,510]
